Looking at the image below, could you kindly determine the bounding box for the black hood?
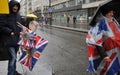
[9,0,20,13]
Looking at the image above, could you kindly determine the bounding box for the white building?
[20,0,49,17]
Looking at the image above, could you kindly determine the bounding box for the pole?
[49,0,52,26]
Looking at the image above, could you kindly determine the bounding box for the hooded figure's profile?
[9,0,20,13]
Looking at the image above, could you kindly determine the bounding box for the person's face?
[105,10,114,19]
[13,5,18,12]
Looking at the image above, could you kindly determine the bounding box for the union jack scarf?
[86,18,120,75]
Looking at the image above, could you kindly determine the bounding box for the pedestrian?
[40,16,45,31]
[25,15,39,32]
[25,17,34,28]
[73,16,76,28]
[67,15,70,27]
[79,16,83,24]
[45,17,48,25]
[86,5,120,75]
[0,0,22,75]
[21,16,26,25]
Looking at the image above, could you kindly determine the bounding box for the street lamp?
[49,0,52,26]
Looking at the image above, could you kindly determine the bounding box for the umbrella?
[26,14,38,18]
[89,0,120,26]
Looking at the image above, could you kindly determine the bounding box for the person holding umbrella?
[86,5,120,75]
[25,14,39,32]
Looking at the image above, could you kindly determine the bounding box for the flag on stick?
[17,22,48,71]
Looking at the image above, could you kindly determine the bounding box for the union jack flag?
[86,18,120,75]
[17,24,48,71]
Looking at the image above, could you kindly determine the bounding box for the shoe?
[14,71,22,75]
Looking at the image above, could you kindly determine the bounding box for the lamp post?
[49,0,52,26]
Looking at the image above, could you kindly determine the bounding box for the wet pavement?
[36,26,94,75]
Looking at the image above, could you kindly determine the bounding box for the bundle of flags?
[17,23,48,71]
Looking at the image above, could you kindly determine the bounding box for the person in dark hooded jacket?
[0,0,22,75]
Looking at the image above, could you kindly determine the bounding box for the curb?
[50,25,88,33]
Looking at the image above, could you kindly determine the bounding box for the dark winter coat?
[0,14,21,47]
[0,1,21,60]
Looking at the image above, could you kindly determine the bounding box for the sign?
[0,0,9,14]
[48,7,52,13]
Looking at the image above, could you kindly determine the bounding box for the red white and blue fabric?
[86,18,120,75]
[18,25,48,71]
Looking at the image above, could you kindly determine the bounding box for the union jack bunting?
[86,18,120,75]
[17,24,48,71]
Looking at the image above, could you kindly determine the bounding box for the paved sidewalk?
[0,52,52,75]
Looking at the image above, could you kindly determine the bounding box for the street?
[36,27,92,75]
